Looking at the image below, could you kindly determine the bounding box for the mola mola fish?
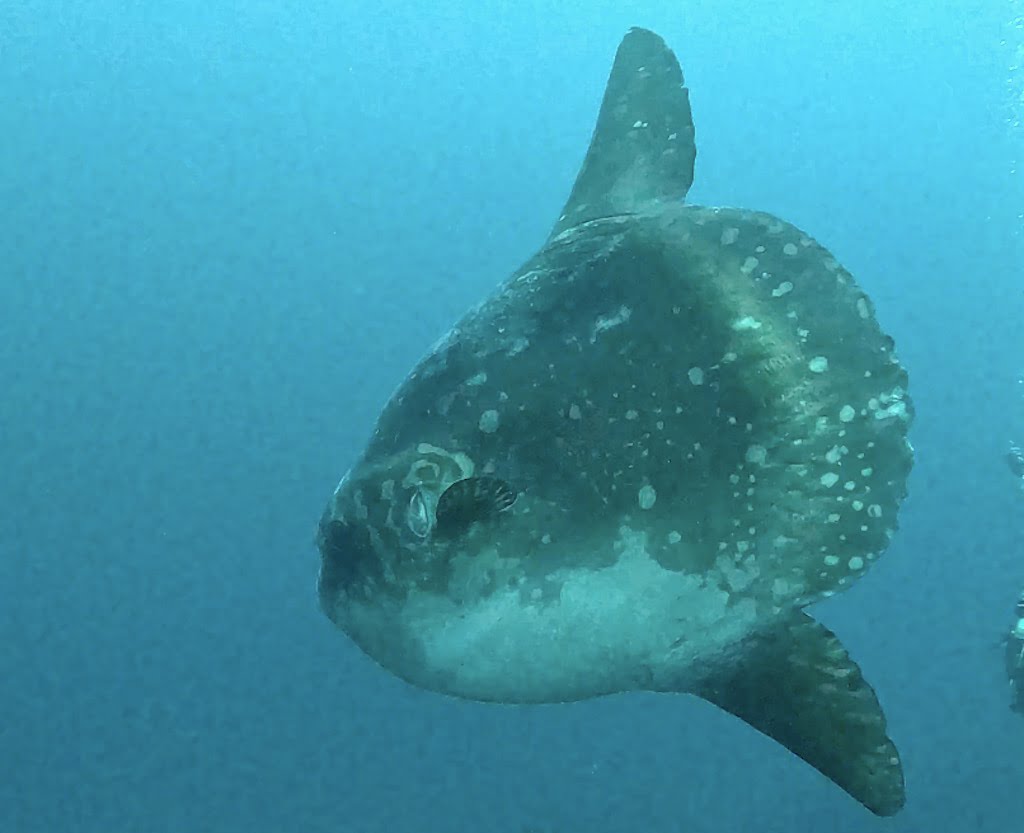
[318,27,913,815]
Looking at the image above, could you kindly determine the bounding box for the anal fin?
[695,612,905,816]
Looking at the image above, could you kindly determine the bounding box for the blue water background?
[2,1,1023,831]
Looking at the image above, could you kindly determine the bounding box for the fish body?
[318,28,913,816]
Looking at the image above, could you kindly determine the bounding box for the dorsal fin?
[549,27,696,240]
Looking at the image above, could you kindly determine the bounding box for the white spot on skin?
[783,242,799,255]
[507,337,530,356]
[688,367,704,385]
[745,445,767,466]
[808,356,829,373]
[875,400,909,422]
[466,372,488,386]
[820,472,840,488]
[856,297,870,319]
[638,484,657,510]
[867,504,883,518]
[771,281,794,297]
[591,306,632,343]
[824,555,840,566]
[667,531,682,544]
[568,404,582,420]
[479,410,500,433]
[625,409,639,420]
[721,227,740,245]
[839,405,856,422]
[732,316,762,331]
[848,556,865,571]
[740,256,759,275]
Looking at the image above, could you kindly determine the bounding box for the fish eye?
[406,489,433,538]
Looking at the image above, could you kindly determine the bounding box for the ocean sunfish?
[317,27,913,815]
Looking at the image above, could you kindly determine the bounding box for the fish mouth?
[316,516,382,608]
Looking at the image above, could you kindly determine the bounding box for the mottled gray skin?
[318,28,913,816]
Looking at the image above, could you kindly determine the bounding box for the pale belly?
[333,527,765,703]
